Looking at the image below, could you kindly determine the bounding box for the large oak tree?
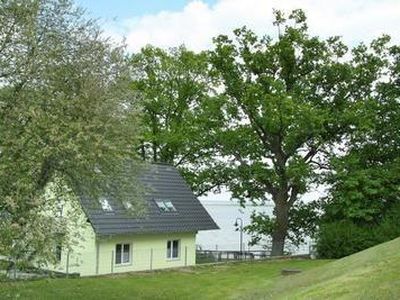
[208,10,357,255]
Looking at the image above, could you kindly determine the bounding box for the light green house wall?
[95,232,196,276]
[51,228,197,277]
[45,190,197,277]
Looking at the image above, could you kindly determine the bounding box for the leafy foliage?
[317,203,400,259]
[131,45,224,195]
[207,10,356,255]
[316,221,375,259]
[0,0,141,268]
[317,36,400,257]
[244,200,319,249]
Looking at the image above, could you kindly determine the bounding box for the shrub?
[316,221,373,258]
[316,203,400,258]
[373,203,400,243]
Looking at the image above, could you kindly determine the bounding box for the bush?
[316,203,400,258]
[316,221,374,258]
[373,203,400,243]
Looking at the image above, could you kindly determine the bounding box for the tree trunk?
[271,197,289,256]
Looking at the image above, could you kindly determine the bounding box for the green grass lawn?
[2,238,399,300]
[0,259,328,300]
[244,237,400,300]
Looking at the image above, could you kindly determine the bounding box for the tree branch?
[288,185,299,205]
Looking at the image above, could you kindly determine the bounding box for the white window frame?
[56,200,64,218]
[115,243,131,266]
[155,200,168,212]
[155,199,177,212]
[123,201,133,210]
[166,239,180,260]
[164,200,177,212]
[55,244,62,263]
[99,197,113,212]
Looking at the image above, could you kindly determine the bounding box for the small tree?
[0,0,141,268]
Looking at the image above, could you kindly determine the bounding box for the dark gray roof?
[80,163,219,236]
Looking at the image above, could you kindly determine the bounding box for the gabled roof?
[80,163,219,236]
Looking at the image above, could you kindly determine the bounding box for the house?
[49,163,219,276]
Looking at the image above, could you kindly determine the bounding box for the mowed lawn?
[266,238,400,300]
[262,237,400,300]
[0,259,329,300]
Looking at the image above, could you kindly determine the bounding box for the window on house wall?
[155,199,177,212]
[115,243,130,265]
[99,197,113,212]
[166,240,180,259]
[55,244,62,262]
[56,202,63,217]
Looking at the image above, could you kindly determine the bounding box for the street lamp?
[234,217,243,255]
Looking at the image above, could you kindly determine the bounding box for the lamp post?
[234,217,243,255]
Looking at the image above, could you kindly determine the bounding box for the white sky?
[104,0,400,53]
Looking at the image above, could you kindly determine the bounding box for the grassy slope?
[246,237,400,300]
[0,260,328,300]
[3,238,398,300]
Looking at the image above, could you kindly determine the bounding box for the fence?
[195,249,313,264]
[196,249,271,264]
[0,242,317,279]
[103,246,194,275]
[0,245,197,279]
[196,241,315,264]
[196,240,314,255]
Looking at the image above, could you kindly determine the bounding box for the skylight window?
[99,197,113,212]
[164,200,177,212]
[155,199,177,212]
[123,201,133,210]
[155,200,168,212]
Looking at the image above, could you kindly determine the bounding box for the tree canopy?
[321,36,400,225]
[0,0,141,267]
[2,1,399,263]
[128,10,400,256]
[131,45,224,195]
[206,10,361,255]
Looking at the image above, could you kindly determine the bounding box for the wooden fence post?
[184,246,188,266]
[66,250,70,277]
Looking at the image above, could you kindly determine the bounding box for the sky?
[77,0,217,20]
[77,0,400,53]
[76,0,399,202]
